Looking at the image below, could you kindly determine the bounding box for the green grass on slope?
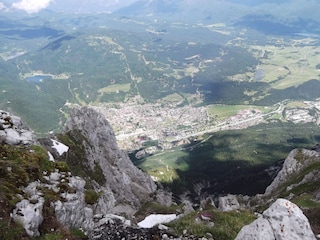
[167,208,256,240]
[0,144,54,239]
[0,144,89,239]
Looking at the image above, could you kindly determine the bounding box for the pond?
[254,69,264,81]
[25,75,53,83]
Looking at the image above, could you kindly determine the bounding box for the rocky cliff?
[2,108,320,239]
[62,106,157,215]
[265,148,320,195]
[3,107,158,238]
[237,146,320,239]
[234,146,320,239]
[0,110,35,145]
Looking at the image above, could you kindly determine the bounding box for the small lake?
[25,75,52,83]
[254,69,264,81]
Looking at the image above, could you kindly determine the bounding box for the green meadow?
[252,44,320,89]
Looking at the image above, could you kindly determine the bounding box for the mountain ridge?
[1,107,320,239]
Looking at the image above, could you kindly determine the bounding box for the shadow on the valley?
[160,133,286,198]
[132,123,320,200]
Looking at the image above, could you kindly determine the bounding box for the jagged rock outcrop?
[235,198,316,240]
[63,106,157,215]
[0,110,34,145]
[218,194,240,212]
[12,196,44,237]
[12,170,93,237]
[9,107,159,237]
[156,189,173,207]
[53,173,95,232]
[265,148,320,195]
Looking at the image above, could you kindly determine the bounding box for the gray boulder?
[12,199,44,237]
[218,194,240,212]
[0,110,35,145]
[156,189,173,207]
[235,198,316,240]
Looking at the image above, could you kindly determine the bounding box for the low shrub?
[84,189,100,205]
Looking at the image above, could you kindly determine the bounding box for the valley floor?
[95,99,320,151]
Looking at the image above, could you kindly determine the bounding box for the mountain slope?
[61,106,157,214]
[246,147,320,234]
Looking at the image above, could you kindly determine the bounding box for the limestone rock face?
[64,106,157,214]
[156,189,173,207]
[53,175,95,231]
[0,110,35,145]
[265,148,320,195]
[235,198,316,240]
[12,198,44,237]
[12,170,94,237]
[218,194,240,212]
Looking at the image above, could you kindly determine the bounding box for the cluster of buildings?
[97,102,208,150]
[94,99,320,151]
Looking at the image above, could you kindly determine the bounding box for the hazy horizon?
[0,0,319,21]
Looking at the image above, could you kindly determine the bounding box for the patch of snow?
[48,151,55,161]
[137,214,177,228]
[51,139,69,156]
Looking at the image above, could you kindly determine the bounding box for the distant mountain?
[228,0,291,6]
[113,0,249,23]
[48,0,138,13]
[114,0,320,24]
[2,0,319,22]
[114,0,180,15]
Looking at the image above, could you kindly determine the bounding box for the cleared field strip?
[252,44,320,89]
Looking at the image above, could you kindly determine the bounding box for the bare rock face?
[12,197,44,237]
[64,106,157,215]
[265,148,320,195]
[235,198,316,240]
[12,168,96,237]
[218,194,240,212]
[53,174,95,231]
[0,110,35,145]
